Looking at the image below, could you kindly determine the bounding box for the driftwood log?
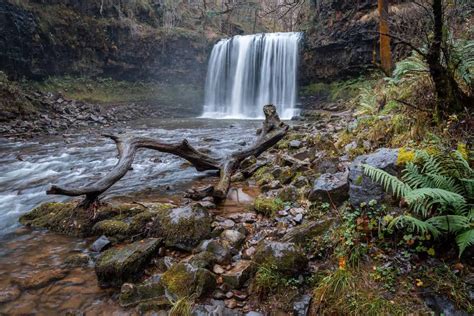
[47,104,288,206]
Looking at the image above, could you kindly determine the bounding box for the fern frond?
[417,151,445,176]
[456,229,474,257]
[363,164,411,198]
[426,215,471,233]
[404,188,467,216]
[389,215,440,238]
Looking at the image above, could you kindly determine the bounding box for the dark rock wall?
[0,1,211,83]
[300,0,417,83]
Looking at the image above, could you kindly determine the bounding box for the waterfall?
[201,32,302,120]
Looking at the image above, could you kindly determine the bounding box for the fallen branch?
[47,104,288,206]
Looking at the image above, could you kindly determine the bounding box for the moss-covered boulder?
[92,220,130,238]
[119,279,167,308]
[95,238,161,288]
[253,241,307,276]
[64,253,90,267]
[149,205,212,251]
[161,263,216,299]
[253,196,284,217]
[278,185,298,202]
[19,202,149,237]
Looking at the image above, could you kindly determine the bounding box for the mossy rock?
[253,241,307,276]
[253,196,284,217]
[19,202,93,236]
[19,202,147,237]
[279,166,295,184]
[92,220,131,238]
[149,205,212,251]
[119,280,167,308]
[161,263,216,299]
[95,238,161,288]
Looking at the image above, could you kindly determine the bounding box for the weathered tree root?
[47,105,288,206]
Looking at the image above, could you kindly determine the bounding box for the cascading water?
[201,32,302,120]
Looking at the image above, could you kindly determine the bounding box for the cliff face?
[0,1,211,83]
[300,0,417,84]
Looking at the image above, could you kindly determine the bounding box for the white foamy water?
[0,119,260,235]
[202,32,302,120]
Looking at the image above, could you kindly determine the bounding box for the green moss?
[253,196,284,217]
[396,147,415,165]
[161,262,216,300]
[119,281,167,307]
[93,220,130,237]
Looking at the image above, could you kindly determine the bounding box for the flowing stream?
[0,118,263,313]
[202,32,302,120]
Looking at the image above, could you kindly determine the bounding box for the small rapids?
[0,118,260,236]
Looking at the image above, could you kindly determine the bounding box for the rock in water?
[119,279,167,308]
[149,205,212,251]
[95,238,161,288]
[348,148,399,206]
[253,241,307,275]
[90,235,111,252]
[309,172,349,205]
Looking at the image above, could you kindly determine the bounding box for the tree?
[378,0,392,75]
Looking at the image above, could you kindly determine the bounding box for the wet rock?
[119,279,167,308]
[289,140,302,149]
[309,172,349,205]
[90,235,111,252]
[282,220,332,245]
[64,253,90,267]
[188,251,218,269]
[293,294,312,316]
[221,230,246,249]
[278,185,298,202]
[161,262,216,299]
[423,293,469,316]
[197,239,232,264]
[95,238,161,288]
[348,148,399,206]
[154,256,177,272]
[222,260,256,289]
[253,241,307,275]
[14,269,68,290]
[150,205,212,251]
[0,286,21,303]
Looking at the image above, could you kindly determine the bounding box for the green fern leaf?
[363,164,411,198]
[389,215,440,238]
[456,229,474,257]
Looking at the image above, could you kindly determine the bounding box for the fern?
[456,229,474,256]
[363,149,473,256]
[362,164,411,198]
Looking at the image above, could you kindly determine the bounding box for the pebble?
[213,264,225,274]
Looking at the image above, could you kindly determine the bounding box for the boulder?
[222,260,256,289]
[161,263,216,299]
[196,239,232,264]
[119,278,167,308]
[293,294,312,316]
[150,205,212,251]
[253,241,307,275]
[282,220,332,245]
[95,238,161,288]
[348,148,399,206]
[309,172,349,205]
[221,230,246,249]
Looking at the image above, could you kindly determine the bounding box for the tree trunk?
[378,0,392,75]
[426,0,465,115]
